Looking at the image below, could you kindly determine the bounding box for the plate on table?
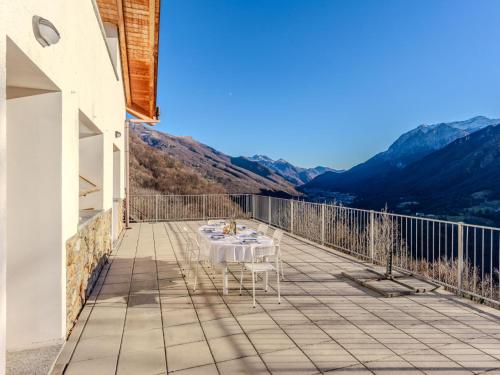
[210,234,225,240]
[241,238,258,244]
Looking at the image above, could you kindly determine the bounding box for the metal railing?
[129,193,500,306]
[129,194,252,222]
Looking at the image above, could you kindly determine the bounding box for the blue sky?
[156,0,500,169]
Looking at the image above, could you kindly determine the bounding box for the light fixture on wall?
[115,131,122,138]
[32,16,60,47]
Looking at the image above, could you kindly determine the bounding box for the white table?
[197,223,274,295]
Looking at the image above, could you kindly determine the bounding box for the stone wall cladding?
[66,209,112,335]
[118,199,124,235]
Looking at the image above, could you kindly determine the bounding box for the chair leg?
[252,271,256,308]
[239,264,244,295]
[193,258,200,292]
[276,268,281,304]
[186,250,193,279]
[185,252,191,279]
[280,259,284,280]
[264,271,268,292]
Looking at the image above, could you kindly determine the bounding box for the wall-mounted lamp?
[115,131,122,138]
[32,16,60,47]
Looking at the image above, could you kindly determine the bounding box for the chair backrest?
[257,223,269,234]
[272,229,284,245]
[182,226,199,248]
[182,226,191,244]
[251,228,283,260]
[252,243,277,259]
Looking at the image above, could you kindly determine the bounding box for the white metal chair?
[180,226,194,277]
[239,229,283,307]
[187,234,209,292]
[257,223,269,235]
[180,226,206,289]
[271,229,285,280]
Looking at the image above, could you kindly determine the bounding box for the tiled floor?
[53,221,500,375]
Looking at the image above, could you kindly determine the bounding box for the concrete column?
[0,12,7,373]
[6,92,64,350]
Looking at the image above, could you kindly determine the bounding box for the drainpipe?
[125,117,160,229]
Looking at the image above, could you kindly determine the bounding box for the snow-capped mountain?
[385,115,499,168]
[248,155,340,186]
[303,115,500,194]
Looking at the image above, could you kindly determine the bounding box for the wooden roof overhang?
[96,0,160,121]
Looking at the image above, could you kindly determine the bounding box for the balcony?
[52,195,500,374]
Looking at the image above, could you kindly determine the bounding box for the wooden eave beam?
[98,0,159,119]
[148,0,157,118]
[116,0,132,107]
[126,105,157,123]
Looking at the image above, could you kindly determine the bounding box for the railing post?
[251,195,255,219]
[321,204,325,245]
[155,195,159,222]
[290,199,294,234]
[245,194,249,217]
[457,222,464,293]
[203,195,207,221]
[369,210,375,262]
[268,196,271,225]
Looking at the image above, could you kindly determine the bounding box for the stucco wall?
[5,0,126,239]
[66,210,112,335]
[6,92,64,350]
[0,1,7,370]
[3,0,126,351]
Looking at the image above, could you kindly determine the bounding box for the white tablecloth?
[198,224,273,265]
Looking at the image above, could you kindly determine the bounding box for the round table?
[197,223,273,295]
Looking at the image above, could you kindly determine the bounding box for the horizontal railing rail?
[128,193,500,306]
[129,194,253,222]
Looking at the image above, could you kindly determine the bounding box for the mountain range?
[359,124,500,213]
[302,116,500,225]
[130,125,340,196]
[130,124,301,196]
[247,155,340,185]
[130,115,500,225]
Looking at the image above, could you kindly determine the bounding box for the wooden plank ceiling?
[96,0,160,120]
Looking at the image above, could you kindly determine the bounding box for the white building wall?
[0,0,7,370]
[3,0,126,354]
[6,93,63,349]
[5,0,126,233]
